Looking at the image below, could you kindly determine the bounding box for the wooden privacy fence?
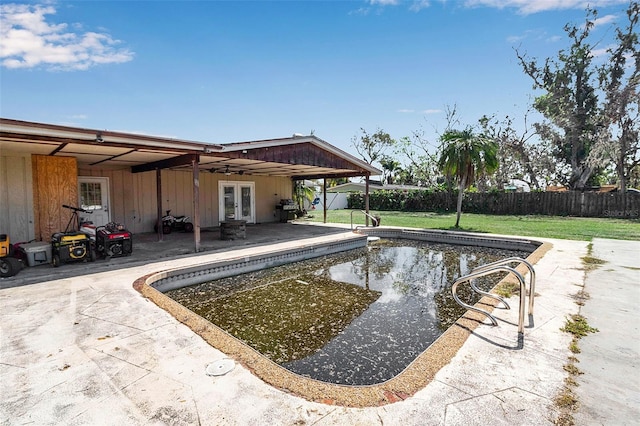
[348,190,640,218]
[464,192,639,217]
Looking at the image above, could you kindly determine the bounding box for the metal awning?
[0,118,380,178]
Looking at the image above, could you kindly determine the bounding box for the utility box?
[21,241,52,267]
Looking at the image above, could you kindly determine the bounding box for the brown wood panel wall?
[32,155,78,240]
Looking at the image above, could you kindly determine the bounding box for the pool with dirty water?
[165,239,529,386]
[134,229,548,406]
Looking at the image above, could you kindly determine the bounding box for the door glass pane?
[224,186,236,219]
[241,187,251,217]
[80,182,103,211]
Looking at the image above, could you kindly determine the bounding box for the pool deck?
[1,222,638,425]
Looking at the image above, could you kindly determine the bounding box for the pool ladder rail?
[452,257,535,336]
[351,210,380,231]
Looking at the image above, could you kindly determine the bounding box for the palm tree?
[437,128,499,228]
[293,180,316,215]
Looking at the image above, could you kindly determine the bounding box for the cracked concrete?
[1,223,638,425]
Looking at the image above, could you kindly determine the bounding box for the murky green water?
[166,239,528,385]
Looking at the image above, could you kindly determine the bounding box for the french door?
[78,177,111,226]
[218,181,255,223]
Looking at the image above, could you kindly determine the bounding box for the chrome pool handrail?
[351,210,379,231]
[452,265,527,334]
[470,257,535,315]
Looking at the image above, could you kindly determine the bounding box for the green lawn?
[303,210,640,241]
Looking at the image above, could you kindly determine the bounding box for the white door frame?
[78,176,111,226]
[218,181,255,223]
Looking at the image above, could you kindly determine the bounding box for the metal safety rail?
[470,257,536,316]
[452,265,528,334]
[351,210,379,231]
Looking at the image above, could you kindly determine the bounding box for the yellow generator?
[51,231,95,267]
[1,234,22,277]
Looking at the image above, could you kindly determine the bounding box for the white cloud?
[369,0,400,5]
[398,109,415,113]
[507,29,565,46]
[590,46,610,58]
[592,14,617,28]
[355,0,430,14]
[409,1,431,12]
[422,109,442,114]
[0,3,134,71]
[69,114,88,120]
[463,0,629,15]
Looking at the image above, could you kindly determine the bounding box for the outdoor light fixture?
[95,132,104,143]
[208,168,216,173]
[224,165,231,176]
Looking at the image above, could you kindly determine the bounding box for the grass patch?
[303,210,640,241]
[495,281,520,298]
[554,314,599,424]
[571,290,590,307]
[569,339,581,354]
[581,242,606,271]
[555,389,579,410]
[581,255,606,267]
[563,363,583,375]
[561,315,599,337]
[555,385,579,425]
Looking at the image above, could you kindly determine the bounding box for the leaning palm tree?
[437,128,499,228]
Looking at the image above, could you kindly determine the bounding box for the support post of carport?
[192,156,201,253]
[323,178,327,224]
[365,174,370,226]
[156,168,163,242]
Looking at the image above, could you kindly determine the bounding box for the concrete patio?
[1,222,638,425]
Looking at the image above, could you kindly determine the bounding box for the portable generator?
[0,234,10,257]
[51,232,95,267]
[95,223,132,258]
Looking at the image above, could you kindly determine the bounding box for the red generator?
[95,223,132,258]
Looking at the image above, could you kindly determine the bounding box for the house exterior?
[0,118,380,248]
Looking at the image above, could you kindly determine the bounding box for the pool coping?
[133,228,553,407]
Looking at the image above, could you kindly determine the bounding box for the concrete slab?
[1,227,638,425]
[573,238,640,426]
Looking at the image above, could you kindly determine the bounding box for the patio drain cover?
[206,358,235,376]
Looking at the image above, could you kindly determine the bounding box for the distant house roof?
[327,182,423,193]
[546,185,568,192]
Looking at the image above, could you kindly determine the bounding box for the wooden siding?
[78,167,293,232]
[225,142,364,171]
[0,152,34,242]
[1,151,294,240]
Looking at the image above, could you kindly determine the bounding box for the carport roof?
[0,118,380,179]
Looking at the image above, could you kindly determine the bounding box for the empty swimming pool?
[165,239,529,385]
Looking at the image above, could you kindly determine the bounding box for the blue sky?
[0,0,631,156]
